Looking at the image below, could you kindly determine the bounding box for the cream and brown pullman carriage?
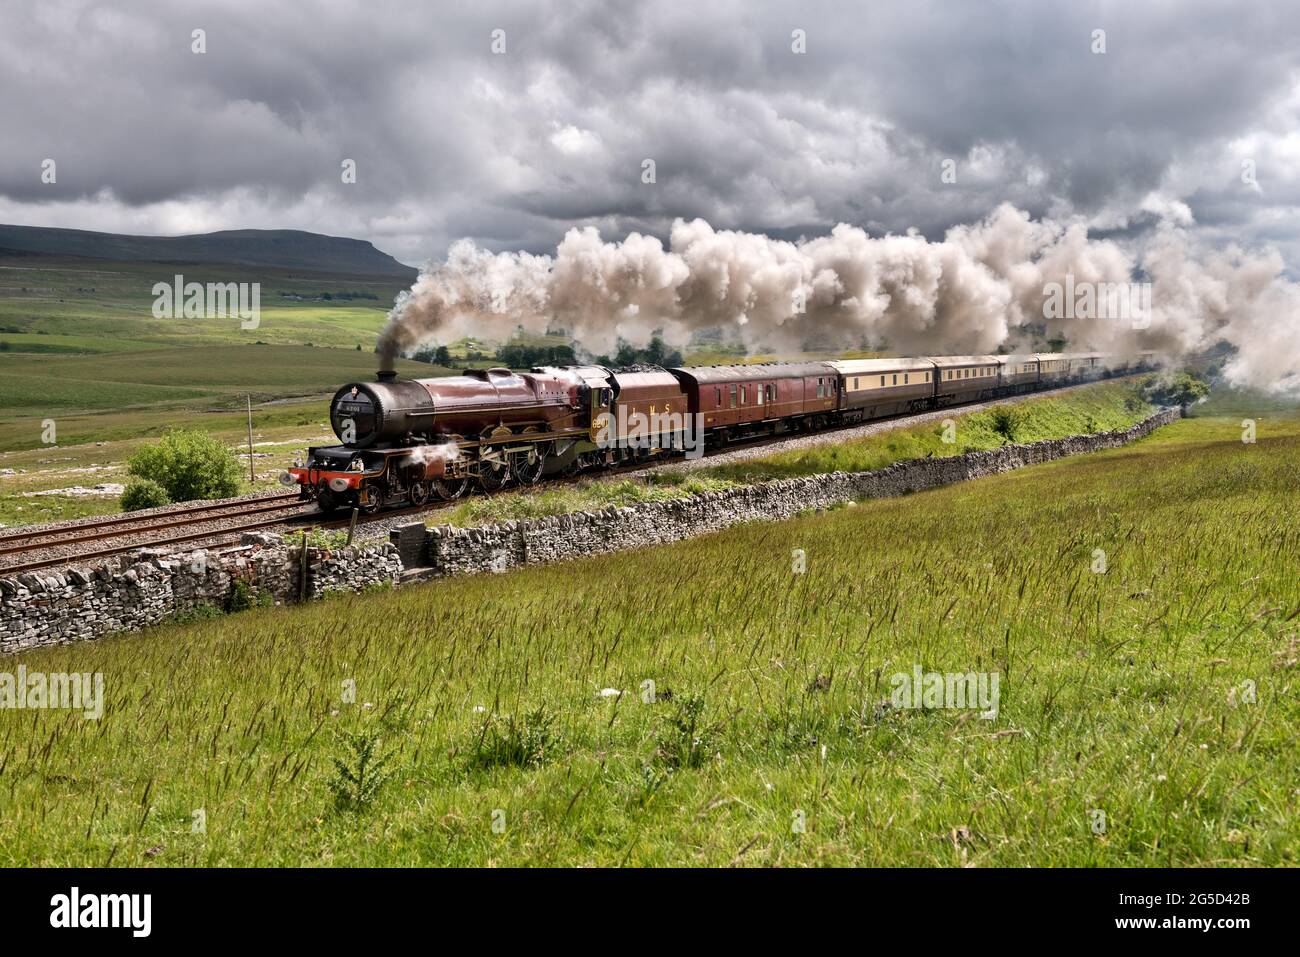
[929,355,1001,406]
[827,358,935,421]
[1035,353,1069,385]
[996,354,1040,393]
[1063,352,1106,381]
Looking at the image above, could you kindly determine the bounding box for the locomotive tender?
[286,350,1157,512]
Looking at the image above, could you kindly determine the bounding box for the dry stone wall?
[1,407,1179,654]
[1,534,400,654]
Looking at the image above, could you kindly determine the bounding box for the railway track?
[0,494,315,575]
[0,493,304,556]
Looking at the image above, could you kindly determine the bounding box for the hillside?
[0,224,416,279]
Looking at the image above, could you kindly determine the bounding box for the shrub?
[167,603,223,625]
[120,478,170,511]
[988,406,1021,443]
[126,429,242,502]
[225,579,272,613]
[1140,370,1210,408]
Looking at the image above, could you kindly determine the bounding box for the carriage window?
[892,374,898,385]
[904,374,909,384]
[880,375,885,386]
[756,385,764,405]
[729,385,737,408]
[715,387,722,405]
[767,384,775,401]
[740,385,746,405]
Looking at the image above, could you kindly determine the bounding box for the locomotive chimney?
[377,369,397,382]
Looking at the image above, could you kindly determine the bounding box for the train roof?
[826,357,934,374]
[610,368,681,389]
[529,365,611,388]
[926,354,1001,367]
[996,354,1040,365]
[1033,353,1067,362]
[670,361,834,384]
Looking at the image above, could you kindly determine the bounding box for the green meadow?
[1,403,1295,866]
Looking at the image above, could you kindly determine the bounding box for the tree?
[1140,370,1210,408]
[126,429,243,502]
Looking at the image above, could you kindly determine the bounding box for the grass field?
[2,404,1295,866]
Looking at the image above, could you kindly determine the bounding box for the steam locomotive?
[284,351,1157,512]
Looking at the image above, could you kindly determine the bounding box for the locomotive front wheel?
[358,484,382,515]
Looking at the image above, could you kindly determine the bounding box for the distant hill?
[0,224,417,279]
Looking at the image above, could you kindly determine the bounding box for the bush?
[126,429,242,502]
[225,579,272,613]
[1140,370,1210,408]
[988,406,1021,443]
[120,478,170,511]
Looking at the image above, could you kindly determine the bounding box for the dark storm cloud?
[1,0,1299,264]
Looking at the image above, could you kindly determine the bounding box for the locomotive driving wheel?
[477,454,511,491]
[408,481,430,506]
[510,429,550,485]
[432,476,469,500]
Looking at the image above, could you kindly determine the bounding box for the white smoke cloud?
[379,203,1300,393]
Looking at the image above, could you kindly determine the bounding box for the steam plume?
[378,203,1300,393]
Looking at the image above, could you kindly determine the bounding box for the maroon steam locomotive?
[286,351,1155,512]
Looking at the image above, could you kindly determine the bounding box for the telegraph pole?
[247,394,256,483]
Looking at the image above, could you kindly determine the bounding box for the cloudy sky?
[3,0,1300,269]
